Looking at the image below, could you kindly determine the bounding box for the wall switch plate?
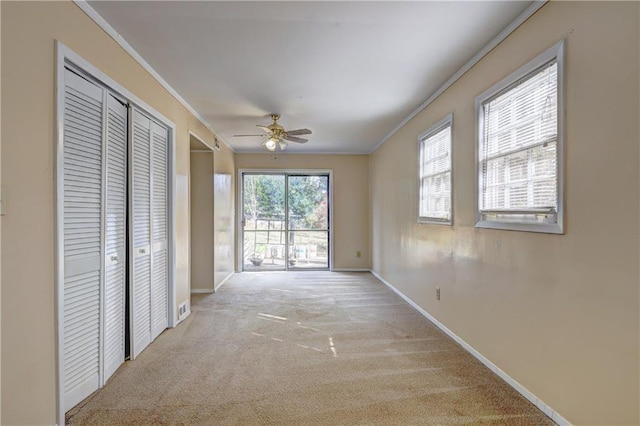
[436,287,440,301]
[356,251,361,258]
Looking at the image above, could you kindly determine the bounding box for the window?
[475,41,564,234]
[418,114,453,224]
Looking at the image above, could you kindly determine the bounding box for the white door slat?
[130,110,152,359]
[150,121,169,340]
[63,68,103,412]
[103,94,127,382]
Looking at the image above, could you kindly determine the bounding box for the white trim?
[328,174,334,272]
[215,272,235,292]
[168,120,178,328]
[370,0,547,154]
[126,104,135,360]
[237,169,334,272]
[72,0,234,153]
[332,268,370,272]
[369,270,571,426]
[54,41,66,426]
[474,40,564,234]
[191,289,215,294]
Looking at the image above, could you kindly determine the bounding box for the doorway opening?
[240,171,331,271]
[189,133,215,293]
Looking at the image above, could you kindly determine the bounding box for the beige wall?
[2,0,638,424]
[370,2,639,425]
[235,154,369,270]
[0,1,234,423]
[190,152,215,292]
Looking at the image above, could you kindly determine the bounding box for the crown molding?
[369,0,548,154]
[73,0,235,153]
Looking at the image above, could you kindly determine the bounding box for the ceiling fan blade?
[284,136,308,143]
[256,125,272,133]
[233,134,264,137]
[285,128,312,136]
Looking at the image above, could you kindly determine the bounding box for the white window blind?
[476,41,564,234]
[481,61,557,212]
[419,115,452,224]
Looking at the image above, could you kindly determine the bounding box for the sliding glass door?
[242,174,286,270]
[242,172,330,271]
[287,175,329,269]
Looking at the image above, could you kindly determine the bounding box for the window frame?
[418,113,454,225]
[475,40,565,234]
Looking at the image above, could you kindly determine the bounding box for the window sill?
[418,218,452,226]
[475,219,563,234]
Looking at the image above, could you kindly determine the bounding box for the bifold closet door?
[131,110,153,358]
[62,69,104,411]
[130,109,169,358]
[103,95,127,381]
[62,69,127,410]
[150,121,169,340]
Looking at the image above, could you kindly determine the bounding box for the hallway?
[67,272,552,424]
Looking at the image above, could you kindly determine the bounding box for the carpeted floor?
[67,271,554,425]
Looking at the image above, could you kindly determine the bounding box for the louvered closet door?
[131,110,152,358]
[62,69,103,411]
[103,95,127,381]
[150,121,169,340]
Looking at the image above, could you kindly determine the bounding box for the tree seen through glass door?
[242,173,329,270]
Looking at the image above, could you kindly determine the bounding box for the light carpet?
[67,271,554,425]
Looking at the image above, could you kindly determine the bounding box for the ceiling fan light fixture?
[265,138,277,151]
[236,115,312,151]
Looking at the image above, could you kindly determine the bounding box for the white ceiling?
[88,1,534,154]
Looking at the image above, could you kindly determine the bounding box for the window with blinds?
[475,41,564,234]
[418,114,452,224]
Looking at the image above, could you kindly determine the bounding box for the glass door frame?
[237,169,333,272]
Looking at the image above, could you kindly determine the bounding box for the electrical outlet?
[436,287,440,301]
[178,302,188,320]
[356,251,361,258]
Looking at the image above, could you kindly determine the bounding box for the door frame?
[237,169,334,272]
[55,42,177,425]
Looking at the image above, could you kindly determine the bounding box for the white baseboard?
[370,270,570,426]
[191,288,214,294]
[332,268,370,272]
[214,272,234,292]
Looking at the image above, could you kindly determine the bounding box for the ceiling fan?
[233,114,312,151]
